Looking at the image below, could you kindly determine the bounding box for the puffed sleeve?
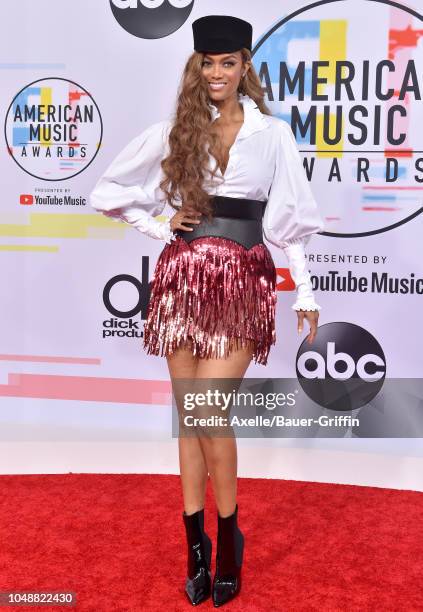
[263,119,325,311]
[89,119,177,244]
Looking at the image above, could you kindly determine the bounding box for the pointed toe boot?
[212,504,244,607]
[182,508,212,606]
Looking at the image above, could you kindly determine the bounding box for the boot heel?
[203,531,212,570]
[183,508,212,606]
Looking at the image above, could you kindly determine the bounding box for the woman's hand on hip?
[170,208,202,232]
[297,310,319,344]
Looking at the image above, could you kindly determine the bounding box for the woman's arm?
[89,119,176,244]
[263,120,325,311]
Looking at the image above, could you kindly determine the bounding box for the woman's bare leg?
[166,340,209,515]
[195,340,254,518]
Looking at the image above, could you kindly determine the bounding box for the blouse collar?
[207,93,269,140]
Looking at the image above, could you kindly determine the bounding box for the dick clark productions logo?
[296,322,386,411]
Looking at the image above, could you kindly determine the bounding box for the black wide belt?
[175,195,267,249]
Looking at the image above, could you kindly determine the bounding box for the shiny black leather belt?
[175,195,267,249]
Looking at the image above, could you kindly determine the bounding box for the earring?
[238,72,247,94]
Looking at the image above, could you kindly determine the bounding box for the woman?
[90,14,324,608]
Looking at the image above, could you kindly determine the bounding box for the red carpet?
[0,473,422,611]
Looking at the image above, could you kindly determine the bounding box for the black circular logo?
[109,0,194,39]
[296,322,386,411]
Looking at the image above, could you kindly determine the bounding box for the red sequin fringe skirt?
[142,235,277,366]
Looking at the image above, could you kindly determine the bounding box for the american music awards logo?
[4,77,103,181]
[253,0,423,237]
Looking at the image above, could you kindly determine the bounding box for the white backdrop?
[1,0,422,489]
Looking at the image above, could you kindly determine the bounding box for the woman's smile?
[209,82,227,90]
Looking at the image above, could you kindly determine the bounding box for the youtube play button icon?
[20,194,33,205]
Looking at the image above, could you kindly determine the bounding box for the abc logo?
[109,0,194,39]
[296,322,386,411]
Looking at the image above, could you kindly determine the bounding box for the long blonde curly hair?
[159,47,272,221]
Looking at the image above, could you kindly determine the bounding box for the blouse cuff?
[118,205,177,244]
[282,240,321,312]
[152,217,177,244]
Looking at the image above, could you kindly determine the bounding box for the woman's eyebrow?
[203,54,238,60]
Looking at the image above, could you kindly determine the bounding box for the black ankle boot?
[212,504,244,607]
[182,508,212,606]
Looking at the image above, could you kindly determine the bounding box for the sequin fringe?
[143,235,277,366]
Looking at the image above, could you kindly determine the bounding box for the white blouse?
[89,94,325,311]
